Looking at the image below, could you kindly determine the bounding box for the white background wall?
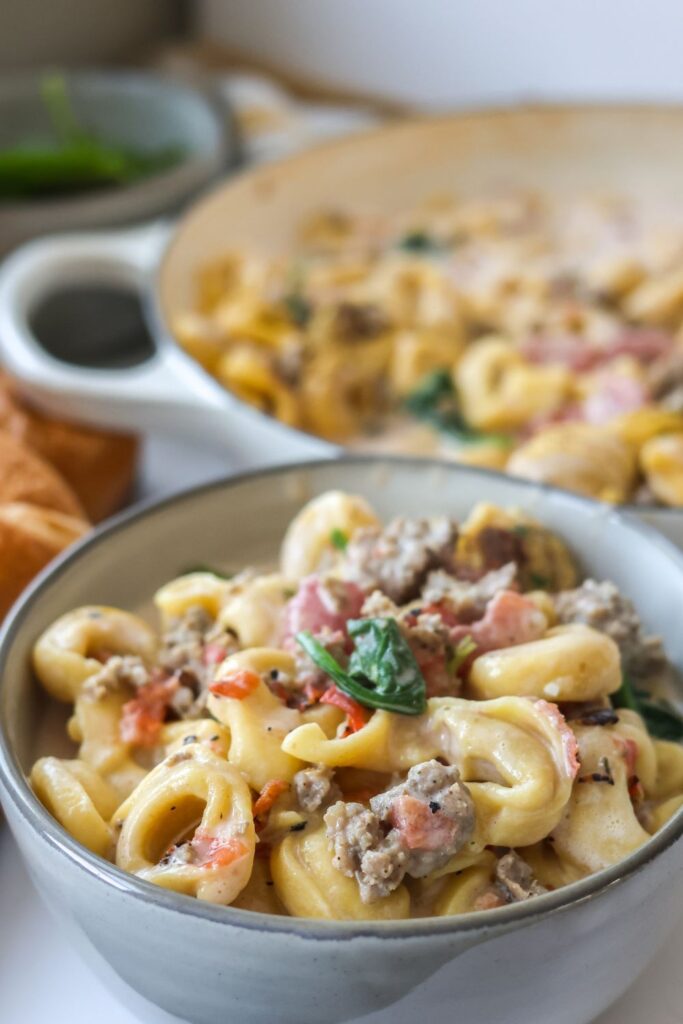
[198,0,683,108]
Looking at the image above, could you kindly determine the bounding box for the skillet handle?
[0,223,333,468]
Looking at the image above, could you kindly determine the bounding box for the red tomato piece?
[253,779,290,818]
[209,669,261,700]
[320,686,369,734]
[119,676,178,747]
[389,794,457,851]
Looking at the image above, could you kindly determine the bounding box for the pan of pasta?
[0,457,682,1024]
[6,108,683,542]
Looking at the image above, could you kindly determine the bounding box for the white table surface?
[1,434,682,1024]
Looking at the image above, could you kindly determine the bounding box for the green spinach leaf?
[403,369,512,448]
[296,617,427,715]
[397,230,441,254]
[613,674,683,741]
[329,528,349,551]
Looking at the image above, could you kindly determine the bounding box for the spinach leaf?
[638,700,683,742]
[329,528,349,551]
[0,74,182,200]
[282,292,312,327]
[612,674,683,741]
[612,674,641,713]
[397,230,441,254]
[296,617,427,715]
[403,369,512,448]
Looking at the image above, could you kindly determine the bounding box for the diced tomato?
[253,779,290,818]
[389,794,457,851]
[202,642,228,666]
[120,676,178,747]
[320,686,369,734]
[192,830,248,869]
[209,668,261,700]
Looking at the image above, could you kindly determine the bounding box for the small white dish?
[0,70,233,255]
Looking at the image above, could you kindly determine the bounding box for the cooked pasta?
[173,193,683,506]
[30,492,683,919]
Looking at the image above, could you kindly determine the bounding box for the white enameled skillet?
[3,108,683,542]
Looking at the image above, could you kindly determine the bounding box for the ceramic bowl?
[0,457,682,1024]
[0,70,234,255]
[2,107,683,544]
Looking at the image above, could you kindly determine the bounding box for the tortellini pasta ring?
[70,688,148,803]
[432,856,497,917]
[271,825,409,920]
[507,423,638,503]
[33,607,157,704]
[207,648,305,790]
[154,572,234,623]
[283,695,579,848]
[217,573,292,648]
[31,757,118,858]
[468,624,621,703]
[550,725,650,874]
[116,750,256,905]
[456,337,573,432]
[280,490,379,579]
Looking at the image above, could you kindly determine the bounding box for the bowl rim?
[0,68,231,215]
[1,453,683,939]
[153,101,683,520]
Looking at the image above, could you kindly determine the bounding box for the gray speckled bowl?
[0,70,234,255]
[1,458,682,1024]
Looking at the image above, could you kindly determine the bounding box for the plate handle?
[0,223,333,467]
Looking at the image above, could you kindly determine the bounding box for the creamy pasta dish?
[175,193,683,506]
[30,492,683,919]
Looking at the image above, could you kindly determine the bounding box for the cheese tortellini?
[29,492,683,919]
[174,192,683,506]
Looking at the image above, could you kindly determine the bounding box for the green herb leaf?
[296,617,427,716]
[638,700,683,741]
[404,368,454,416]
[283,292,312,327]
[403,369,512,448]
[0,72,183,201]
[447,635,477,674]
[613,674,683,741]
[612,674,642,714]
[179,564,232,579]
[397,231,440,253]
[329,528,349,551]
